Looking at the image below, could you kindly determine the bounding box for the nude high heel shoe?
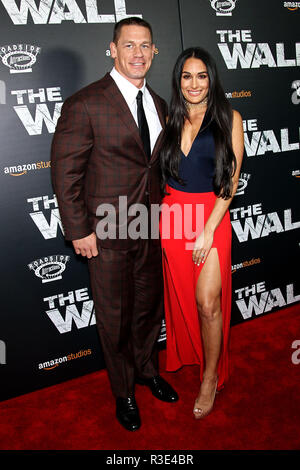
[193,375,218,419]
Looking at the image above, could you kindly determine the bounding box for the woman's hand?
[192,228,214,266]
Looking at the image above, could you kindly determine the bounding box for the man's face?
[110,25,155,87]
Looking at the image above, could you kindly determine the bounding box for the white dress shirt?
[110,67,162,153]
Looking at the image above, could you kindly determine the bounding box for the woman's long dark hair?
[160,47,237,199]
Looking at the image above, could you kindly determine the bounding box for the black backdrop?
[0,0,299,401]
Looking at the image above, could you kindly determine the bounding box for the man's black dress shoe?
[136,375,179,402]
[116,397,141,431]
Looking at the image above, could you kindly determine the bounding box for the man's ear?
[151,43,156,59]
[110,41,117,59]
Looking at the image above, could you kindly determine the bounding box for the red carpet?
[0,305,299,451]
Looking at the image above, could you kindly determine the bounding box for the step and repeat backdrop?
[0,0,299,400]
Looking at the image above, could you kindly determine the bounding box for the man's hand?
[72,232,99,259]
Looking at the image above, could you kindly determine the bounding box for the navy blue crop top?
[168,113,215,193]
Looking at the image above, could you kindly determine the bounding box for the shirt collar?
[110,67,147,107]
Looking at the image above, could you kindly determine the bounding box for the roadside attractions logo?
[0,44,41,73]
[210,0,237,16]
[28,255,70,283]
[235,173,251,196]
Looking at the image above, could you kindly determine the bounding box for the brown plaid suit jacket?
[51,73,167,248]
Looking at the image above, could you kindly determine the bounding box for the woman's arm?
[192,109,244,265]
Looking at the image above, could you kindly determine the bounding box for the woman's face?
[180,57,210,105]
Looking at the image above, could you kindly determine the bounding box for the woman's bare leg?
[193,248,222,418]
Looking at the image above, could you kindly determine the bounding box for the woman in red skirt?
[160,47,244,419]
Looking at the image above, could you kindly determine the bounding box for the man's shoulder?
[64,73,114,105]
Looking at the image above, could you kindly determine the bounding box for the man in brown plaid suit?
[51,17,178,431]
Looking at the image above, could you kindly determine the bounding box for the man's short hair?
[113,17,153,44]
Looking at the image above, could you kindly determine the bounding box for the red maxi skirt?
[160,185,232,390]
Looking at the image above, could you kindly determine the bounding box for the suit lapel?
[102,74,166,162]
[102,74,145,155]
[147,85,166,162]
[147,85,165,130]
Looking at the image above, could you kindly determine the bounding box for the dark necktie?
[136,90,151,159]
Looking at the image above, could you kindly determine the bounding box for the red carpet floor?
[0,305,299,451]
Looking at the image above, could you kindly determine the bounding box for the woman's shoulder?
[231,109,244,149]
[231,109,243,134]
[232,109,243,124]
